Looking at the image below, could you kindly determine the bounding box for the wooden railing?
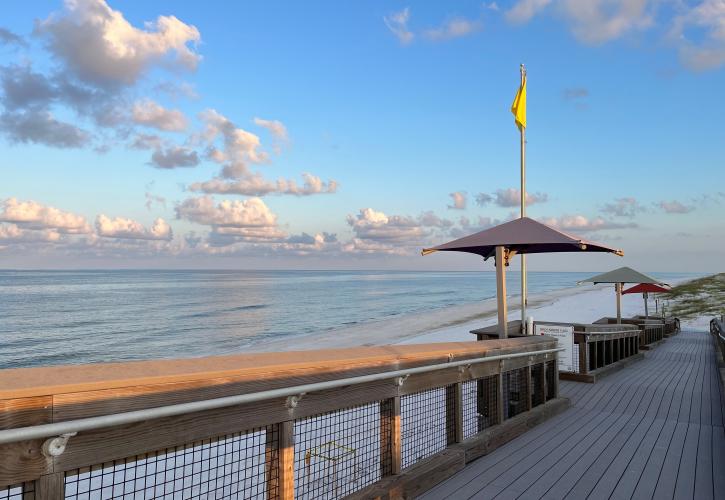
[711,316,725,360]
[0,337,564,499]
[594,317,670,349]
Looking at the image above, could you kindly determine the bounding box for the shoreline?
[252,275,704,352]
[250,284,593,352]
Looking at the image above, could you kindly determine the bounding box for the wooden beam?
[380,397,401,476]
[35,473,63,500]
[495,246,508,338]
[445,384,463,445]
[278,421,294,500]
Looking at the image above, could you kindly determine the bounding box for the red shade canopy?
[622,283,671,294]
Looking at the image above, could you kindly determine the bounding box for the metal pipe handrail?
[713,320,725,342]
[0,346,562,445]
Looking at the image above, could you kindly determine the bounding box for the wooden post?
[381,397,401,476]
[495,246,508,338]
[616,283,622,324]
[525,366,533,411]
[579,337,588,375]
[497,369,505,424]
[446,384,463,445]
[35,473,63,500]
[278,421,294,500]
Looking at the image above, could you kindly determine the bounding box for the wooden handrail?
[0,337,560,498]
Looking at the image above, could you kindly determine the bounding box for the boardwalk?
[420,330,725,500]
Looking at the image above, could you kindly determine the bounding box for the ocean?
[0,270,699,369]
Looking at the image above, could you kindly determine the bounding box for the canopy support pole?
[644,291,649,317]
[616,283,622,324]
[495,246,508,338]
[519,63,527,334]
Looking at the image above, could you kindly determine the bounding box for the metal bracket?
[285,393,306,409]
[395,374,410,387]
[42,432,76,458]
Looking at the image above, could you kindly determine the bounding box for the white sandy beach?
[252,279,692,352]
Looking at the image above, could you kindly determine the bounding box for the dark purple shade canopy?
[422,217,623,259]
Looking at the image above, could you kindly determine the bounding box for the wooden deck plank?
[613,338,698,500]
[418,330,722,500]
[524,348,690,500]
[673,423,700,499]
[651,421,690,499]
[592,345,695,500]
[447,349,675,499]
[693,424,714,500]
[712,426,725,496]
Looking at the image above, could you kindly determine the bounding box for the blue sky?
[0,0,723,271]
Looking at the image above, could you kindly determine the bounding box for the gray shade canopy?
[422,217,623,259]
[579,267,665,285]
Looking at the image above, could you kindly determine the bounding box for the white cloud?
[176,196,278,228]
[347,208,427,244]
[671,0,725,70]
[253,117,288,142]
[448,191,467,210]
[189,172,338,197]
[150,146,199,168]
[384,8,414,45]
[474,189,547,207]
[132,99,187,131]
[657,200,694,214]
[200,109,267,168]
[130,133,164,150]
[96,215,173,240]
[145,192,166,211]
[558,0,654,44]
[0,223,62,243]
[0,198,91,233]
[506,0,553,24]
[0,109,91,148]
[538,214,638,232]
[424,17,481,41]
[36,0,201,87]
[600,197,646,217]
[506,0,654,44]
[0,28,27,47]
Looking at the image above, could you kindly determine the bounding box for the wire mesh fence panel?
[293,401,388,500]
[461,375,499,439]
[0,482,33,500]
[502,368,529,420]
[572,342,580,373]
[64,426,275,500]
[530,364,545,408]
[545,361,556,401]
[400,387,451,470]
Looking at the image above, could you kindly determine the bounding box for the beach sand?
[251,282,674,352]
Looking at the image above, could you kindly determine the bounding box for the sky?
[0,0,723,271]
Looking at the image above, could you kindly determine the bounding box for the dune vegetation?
[666,273,725,320]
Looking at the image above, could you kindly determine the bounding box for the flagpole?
[519,63,527,333]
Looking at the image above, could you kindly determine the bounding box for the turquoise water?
[0,270,699,369]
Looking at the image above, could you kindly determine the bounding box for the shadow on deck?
[420,330,725,500]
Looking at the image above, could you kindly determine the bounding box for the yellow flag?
[511,77,526,129]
